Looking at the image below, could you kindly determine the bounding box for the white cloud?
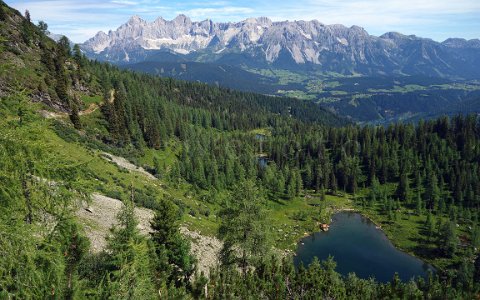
[111,0,139,5]
[258,0,480,39]
[178,6,255,19]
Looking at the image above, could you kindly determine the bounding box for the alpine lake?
[294,212,435,283]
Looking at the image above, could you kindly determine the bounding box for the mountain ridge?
[81,14,480,79]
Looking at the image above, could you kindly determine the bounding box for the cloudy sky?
[5,0,480,43]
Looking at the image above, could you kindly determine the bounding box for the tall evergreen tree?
[396,172,410,203]
[438,221,458,257]
[218,180,270,275]
[102,199,157,299]
[150,198,195,285]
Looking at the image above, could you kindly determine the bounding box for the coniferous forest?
[1,1,480,299]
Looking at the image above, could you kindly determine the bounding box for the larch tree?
[218,180,270,276]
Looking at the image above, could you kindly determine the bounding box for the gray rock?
[81,15,480,79]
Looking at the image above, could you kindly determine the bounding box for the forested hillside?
[1,1,480,299]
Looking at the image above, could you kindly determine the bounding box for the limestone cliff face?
[81,15,480,79]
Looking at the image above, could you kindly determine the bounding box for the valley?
[80,14,480,124]
[1,1,480,299]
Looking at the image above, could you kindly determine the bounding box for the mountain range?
[82,15,480,79]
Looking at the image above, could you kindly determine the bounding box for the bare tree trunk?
[242,230,247,276]
[242,249,247,277]
[22,174,32,224]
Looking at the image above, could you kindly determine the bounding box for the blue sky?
[5,0,480,43]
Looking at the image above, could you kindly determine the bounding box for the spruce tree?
[438,221,458,257]
[396,172,410,203]
[24,9,30,22]
[150,198,195,285]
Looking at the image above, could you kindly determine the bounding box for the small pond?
[257,156,268,168]
[294,212,434,283]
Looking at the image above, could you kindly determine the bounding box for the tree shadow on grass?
[409,236,439,259]
[268,195,287,206]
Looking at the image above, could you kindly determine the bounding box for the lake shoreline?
[328,208,439,273]
[294,211,436,282]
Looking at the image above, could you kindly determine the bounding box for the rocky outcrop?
[77,193,222,275]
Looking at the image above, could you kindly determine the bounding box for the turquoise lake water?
[294,212,434,283]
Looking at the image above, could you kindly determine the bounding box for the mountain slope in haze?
[121,60,285,94]
[123,59,480,123]
[82,15,480,79]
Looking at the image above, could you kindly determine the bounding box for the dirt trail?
[39,110,68,119]
[76,193,222,275]
[108,89,115,103]
[79,103,98,116]
[40,102,99,119]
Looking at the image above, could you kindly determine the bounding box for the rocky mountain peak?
[243,17,272,26]
[80,14,480,79]
[173,14,191,25]
[127,15,145,25]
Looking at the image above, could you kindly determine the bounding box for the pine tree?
[457,259,474,291]
[58,35,71,57]
[275,171,286,196]
[369,175,380,205]
[287,170,296,199]
[474,255,480,284]
[58,220,89,299]
[112,81,130,144]
[21,10,34,44]
[295,168,303,196]
[471,225,480,249]
[415,191,423,214]
[153,156,162,178]
[0,106,90,298]
[73,44,83,65]
[425,173,441,211]
[320,185,326,202]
